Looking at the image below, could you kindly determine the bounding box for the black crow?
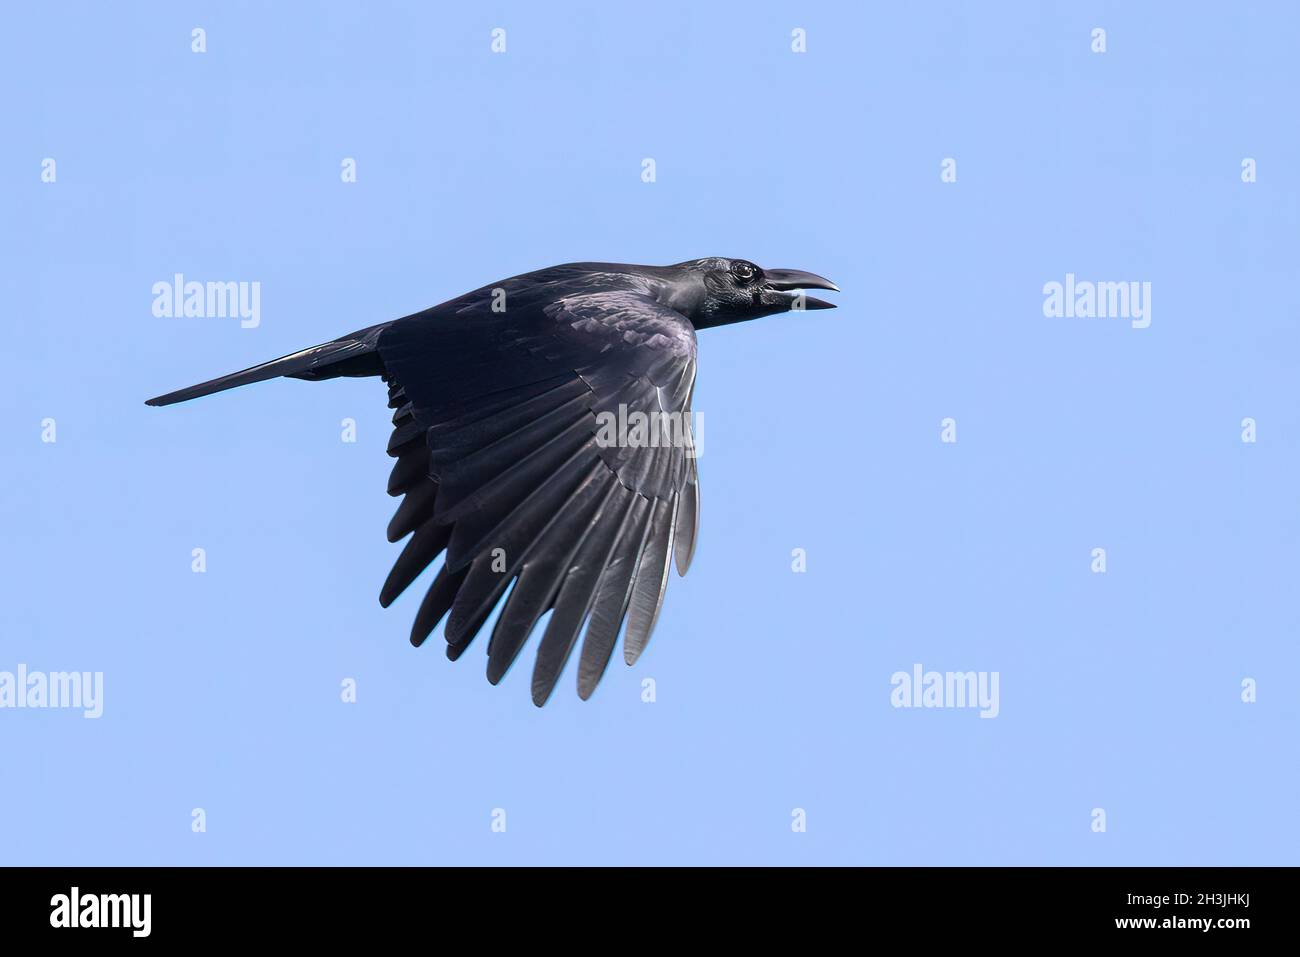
[146,258,837,704]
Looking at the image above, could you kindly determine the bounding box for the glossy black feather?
[409,564,468,648]
[623,495,679,666]
[386,478,438,543]
[530,480,634,705]
[485,463,616,684]
[578,496,655,700]
[380,518,452,608]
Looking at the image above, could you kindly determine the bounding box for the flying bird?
[146,259,837,704]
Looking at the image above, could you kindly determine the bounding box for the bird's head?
[658,257,839,329]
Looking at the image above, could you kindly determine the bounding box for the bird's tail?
[144,322,392,407]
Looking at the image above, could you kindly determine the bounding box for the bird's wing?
[375,289,699,705]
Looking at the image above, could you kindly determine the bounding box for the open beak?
[764,268,839,310]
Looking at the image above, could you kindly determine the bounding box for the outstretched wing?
[376,289,699,705]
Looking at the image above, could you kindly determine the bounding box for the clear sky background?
[2,2,1296,865]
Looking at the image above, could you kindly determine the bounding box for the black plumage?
[146,258,837,704]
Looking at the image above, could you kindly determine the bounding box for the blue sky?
[1,1,1296,865]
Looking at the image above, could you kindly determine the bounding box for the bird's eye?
[731,262,757,282]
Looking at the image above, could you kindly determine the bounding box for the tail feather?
[144,323,391,407]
